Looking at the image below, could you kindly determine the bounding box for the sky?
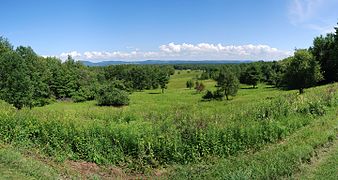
[1,0,338,62]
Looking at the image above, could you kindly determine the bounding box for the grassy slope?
[169,107,338,179]
[30,70,288,124]
[0,70,337,179]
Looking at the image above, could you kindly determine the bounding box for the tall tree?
[310,33,336,83]
[16,46,51,106]
[284,49,323,94]
[217,68,239,100]
[0,51,33,109]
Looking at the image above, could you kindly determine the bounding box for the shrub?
[186,80,194,89]
[96,84,129,106]
[202,90,224,100]
[202,90,214,100]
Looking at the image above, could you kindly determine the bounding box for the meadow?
[0,70,337,179]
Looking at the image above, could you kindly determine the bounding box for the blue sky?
[1,0,337,61]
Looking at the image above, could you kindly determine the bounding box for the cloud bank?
[56,43,292,62]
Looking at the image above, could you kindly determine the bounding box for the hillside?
[0,70,337,179]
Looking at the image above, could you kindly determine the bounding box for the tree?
[310,33,337,83]
[158,71,169,93]
[186,79,194,89]
[217,68,239,100]
[0,36,13,55]
[284,49,323,94]
[16,46,51,106]
[0,51,33,109]
[240,65,260,88]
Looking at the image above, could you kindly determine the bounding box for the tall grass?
[0,84,336,171]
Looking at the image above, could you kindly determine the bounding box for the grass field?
[0,70,337,179]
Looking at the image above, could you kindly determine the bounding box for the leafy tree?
[16,46,51,106]
[310,33,337,83]
[217,68,239,100]
[0,36,13,55]
[284,49,323,94]
[158,71,169,93]
[0,51,33,109]
[240,65,261,88]
[186,79,194,89]
[45,57,66,99]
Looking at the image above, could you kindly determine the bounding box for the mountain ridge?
[80,60,253,66]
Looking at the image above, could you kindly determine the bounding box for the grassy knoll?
[0,70,337,178]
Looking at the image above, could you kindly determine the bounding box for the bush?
[202,90,214,100]
[96,83,130,106]
[202,90,224,100]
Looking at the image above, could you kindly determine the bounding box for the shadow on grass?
[240,87,257,89]
[264,86,276,89]
[148,92,161,94]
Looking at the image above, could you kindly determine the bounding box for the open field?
[0,70,337,179]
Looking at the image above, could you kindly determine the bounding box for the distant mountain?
[80,60,252,66]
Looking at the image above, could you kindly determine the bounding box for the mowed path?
[298,139,338,179]
[295,111,338,180]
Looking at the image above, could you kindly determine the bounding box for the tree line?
[0,37,173,109]
[188,22,338,100]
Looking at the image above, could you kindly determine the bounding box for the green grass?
[297,135,338,180]
[0,144,58,180]
[0,70,337,178]
[169,107,338,179]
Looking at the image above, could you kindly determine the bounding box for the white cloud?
[288,0,323,24]
[55,43,292,62]
[59,51,82,59]
[288,0,338,34]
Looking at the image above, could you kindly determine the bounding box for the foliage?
[186,80,194,89]
[96,83,130,106]
[240,64,261,88]
[310,24,338,83]
[216,68,239,100]
[283,49,323,94]
[0,51,33,109]
[202,90,224,100]
[202,90,214,100]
